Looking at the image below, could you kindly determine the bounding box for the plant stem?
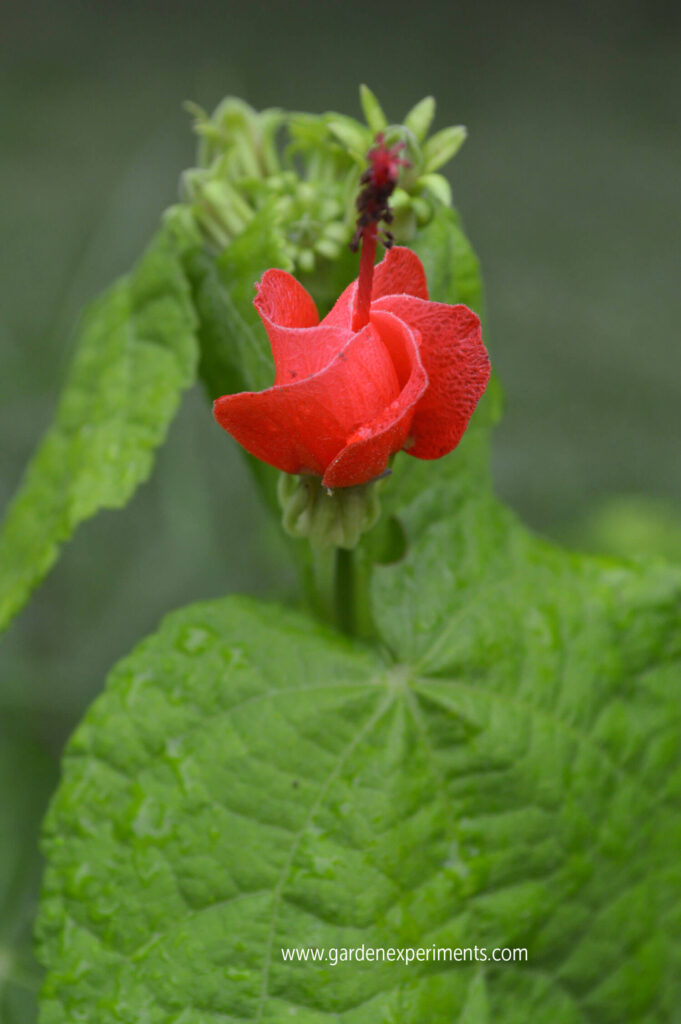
[334,546,355,635]
[307,544,335,626]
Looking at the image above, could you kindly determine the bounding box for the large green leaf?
[38,547,681,1022]
[0,208,199,633]
[0,720,57,1024]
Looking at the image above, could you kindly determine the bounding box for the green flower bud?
[181,170,255,249]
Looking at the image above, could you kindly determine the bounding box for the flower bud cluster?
[181,87,467,273]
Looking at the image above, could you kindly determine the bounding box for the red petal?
[322,246,430,330]
[254,269,347,385]
[254,269,319,328]
[372,246,429,301]
[214,323,400,477]
[322,310,428,488]
[373,295,490,459]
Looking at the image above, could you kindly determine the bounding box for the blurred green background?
[1,0,680,1014]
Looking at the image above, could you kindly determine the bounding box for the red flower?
[213,246,490,489]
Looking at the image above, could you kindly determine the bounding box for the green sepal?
[325,115,370,158]
[278,473,382,550]
[419,172,452,207]
[403,95,436,142]
[359,84,389,135]
[422,125,467,172]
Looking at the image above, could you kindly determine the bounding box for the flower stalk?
[334,547,356,635]
[353,223,377,331]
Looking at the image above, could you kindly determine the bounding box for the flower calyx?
[278,473,383,550]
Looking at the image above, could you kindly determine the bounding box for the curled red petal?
[262,323,350,386]
[254,269,347,385]
[213,323,400,477]
[322,246,429,330]
[254,268,319,328]
[373,294,490,459]
[322,310,428,488]
[319,280,356,329]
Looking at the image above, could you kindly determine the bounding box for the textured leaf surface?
[0,209,199,632]
[0,720,56,1024]
[38,540,681,1023]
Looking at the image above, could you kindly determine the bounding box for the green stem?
[307,544,336,627]
[334,546,355,635]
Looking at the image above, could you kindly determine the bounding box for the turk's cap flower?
[213,246,490,491]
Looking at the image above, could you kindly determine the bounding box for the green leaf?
[559,496,681,564]
[403,96,436,143]
[359,85,388,136]
[460,972,489,1024]
[38,541,681,1022]
[0,208,200,633]
[36,597,498,1023]
[1,719,57,1024]
[326,116,371,159]
[371,490,681,1021]
[422,125,467,173]
[418,172,452,208]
